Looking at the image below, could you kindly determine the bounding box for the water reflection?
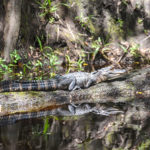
[0,100,150,150]
[0,123,20,150]
[0,114,112,150]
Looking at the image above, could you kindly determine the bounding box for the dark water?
[0,104,150,150]
[0,113,114,150]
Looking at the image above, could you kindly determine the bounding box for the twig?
[66,23,76,41]
[141,34,150,43]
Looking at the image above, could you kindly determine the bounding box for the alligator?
[0,103,123,126]
[0,66,126,92]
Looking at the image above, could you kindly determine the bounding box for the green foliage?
[75,14,96,33]
[36,0,58,22]
[120,43,140,57]
[23,61,32,73]
[36,36,43,52]
[43,117,50,135]
[49,17,55,23]
[0,58,12,74]
[91,37,102,60]
[75,13,86,27]
[61,3,70,8]
[65,53,85,70]
[108,18,124,40]
[144,29,149,35]
[129,44,140,57]
[47,0,51,7]
[36,36,53,52]
[36,36,59,66]
[65,55,71,65]
[138,18,143,24]
[10,49,21,64]
[77,56,85,70]
[122,0,128,5]
[35,60,43,67]
[0,50,22,78]
[0,42,60,80]
[119,44,128,53]
[116,19,124,28]
[46,52,59,66]
[138,139,150,150]
[15,71,24,79]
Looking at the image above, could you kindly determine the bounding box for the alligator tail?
[0,79,58,92]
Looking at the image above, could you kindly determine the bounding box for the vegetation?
[36,0,58,23]
[75,14,96,34]
[0,0,148,80]
[65,51,86,71]
[0,43,60,80]
[0,58,13,74]
[91,37,102,60]
[138,139,150,150]
[0,36,143,80]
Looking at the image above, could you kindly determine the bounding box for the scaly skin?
[0,66,126,92]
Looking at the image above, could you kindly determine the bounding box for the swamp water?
[0,99,150,150]
[0,113,120,150]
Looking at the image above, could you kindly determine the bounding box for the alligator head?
[68,103,123,116]
[92,66,126,83]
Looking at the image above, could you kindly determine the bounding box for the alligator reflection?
[0,102,122,150]
[0,103,123,126]
[0,101,150,150]
[0,114,113,150]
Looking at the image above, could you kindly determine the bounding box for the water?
[0,114,111,150]
[0,102,150,150]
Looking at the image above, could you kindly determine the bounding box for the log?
[0,67,150,115]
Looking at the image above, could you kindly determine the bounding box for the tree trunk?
[3,0,22,62]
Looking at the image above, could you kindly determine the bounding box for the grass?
[65,54,85,71]
[36,0,59,23]
[138,139,150,150]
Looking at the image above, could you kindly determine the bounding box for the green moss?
[105,131,115,145]
[1,92,11,95]
[138,139,150,150]
[138,18,143,24]
[2,91,43,98]
[108,18,124,41]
